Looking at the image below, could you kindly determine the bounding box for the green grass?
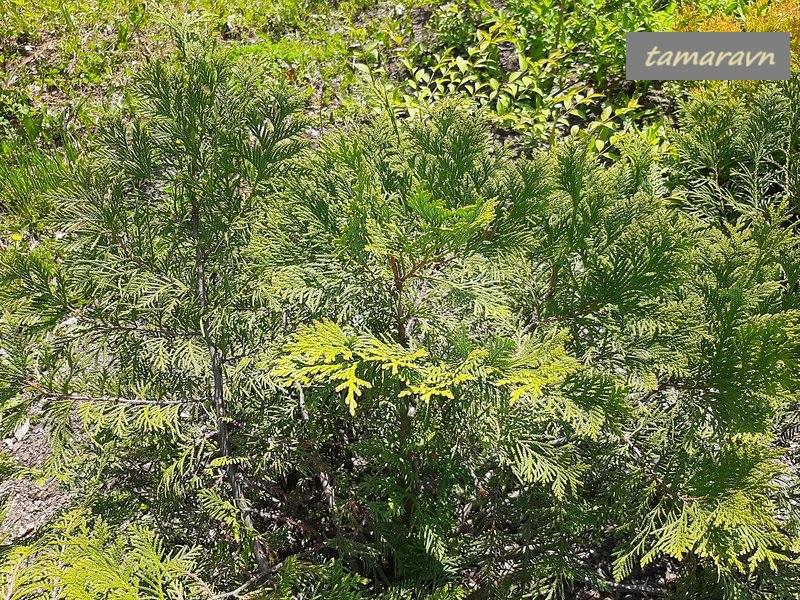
[0,0,759,159]
[0,0,379,147]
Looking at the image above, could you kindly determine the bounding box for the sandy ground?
[0,411,70,544]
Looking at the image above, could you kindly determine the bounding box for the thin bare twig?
[25,380,194,406]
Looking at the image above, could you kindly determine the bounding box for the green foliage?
[351,0,676,153]
[1,511,204,600]
[505,0,673,86]
[1,28,306,587]
[670,73,800,223]
[2,16,800,600]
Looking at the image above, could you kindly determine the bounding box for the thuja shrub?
[669,72,800,224]
[673,4,742,32]
[675,0,800,58]
[2,36,800,600]
[0,28,307,591]
[748,0,800,58]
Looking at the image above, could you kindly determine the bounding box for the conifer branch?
[190,180,270,575]
[25,380,192,406]
[115,233,189,292]
[92,323,201,339]
[522,301,607,333]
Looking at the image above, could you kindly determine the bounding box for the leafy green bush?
[352,0,676,153]
[505,0,673,87]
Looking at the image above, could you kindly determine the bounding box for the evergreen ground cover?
[2,1,800,599]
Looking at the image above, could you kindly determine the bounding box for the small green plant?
[1,28,305,584]
[427,2,484,51]
[351,0,672,152]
